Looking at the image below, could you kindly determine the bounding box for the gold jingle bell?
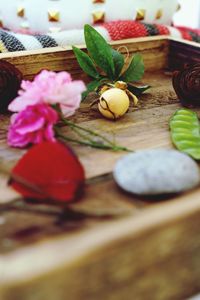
[98,88,130,120]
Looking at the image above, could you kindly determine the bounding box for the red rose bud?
[10,141,85,203]
[0,60,23,112]
[172,63,200,107]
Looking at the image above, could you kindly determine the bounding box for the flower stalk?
[56,117,131,152]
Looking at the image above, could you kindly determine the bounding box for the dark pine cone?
[172,63,200,107]
[0,60,23,112]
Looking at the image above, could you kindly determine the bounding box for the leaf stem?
[60,117,117,147]
[55,127,131,152]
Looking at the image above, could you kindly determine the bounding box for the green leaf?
[82,80,103,100]
[72,46,99,79]
[128,84,151,96]
[120,53,144,83]
[111,49,124,79]
[84,24,115,80]
[170,109,200,160]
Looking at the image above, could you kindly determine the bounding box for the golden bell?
[17,6,25,18]
[136,9,145,21]
[93,0,105,3]
[98,88,130,120]
[92,11,105,24]
[155,9,163,20]
[48,10,60,22]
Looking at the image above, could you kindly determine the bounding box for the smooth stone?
[113,149,200,195]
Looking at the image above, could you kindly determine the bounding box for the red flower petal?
[10,141,85,203]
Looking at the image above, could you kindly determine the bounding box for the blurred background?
[174,0,200,28]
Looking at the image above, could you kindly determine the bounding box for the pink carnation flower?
[8,70,86,117]
[8,103,58,148]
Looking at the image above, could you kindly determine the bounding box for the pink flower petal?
[8,96,39,112]
[8,70,86,117]
[8,103,58,148]
[16,117,45,135]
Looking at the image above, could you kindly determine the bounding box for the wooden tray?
[1,36,200,300]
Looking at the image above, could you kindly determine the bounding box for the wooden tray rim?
[0,35,199,60]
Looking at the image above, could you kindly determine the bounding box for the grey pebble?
[113,149,200,195]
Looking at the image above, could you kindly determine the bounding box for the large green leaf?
[72,46,99,79]
[84,24,115,80]
[111,49,124,79]
[120,53,144,83]
[170,109,200,160]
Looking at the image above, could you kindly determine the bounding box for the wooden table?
[0,37,200,300]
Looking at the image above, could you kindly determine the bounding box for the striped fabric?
[0,21,199,53]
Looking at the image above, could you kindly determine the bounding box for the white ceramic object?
[0,0,179,34]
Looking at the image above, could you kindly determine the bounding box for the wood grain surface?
[0,36,169,80]
[1,39,200,300]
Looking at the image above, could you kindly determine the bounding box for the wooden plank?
[1,70,200,300]
[1,188,200,299]
[1,40,200,300]
[0,37,169,80]
[169,38,200,70]
[0,176,138,254]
